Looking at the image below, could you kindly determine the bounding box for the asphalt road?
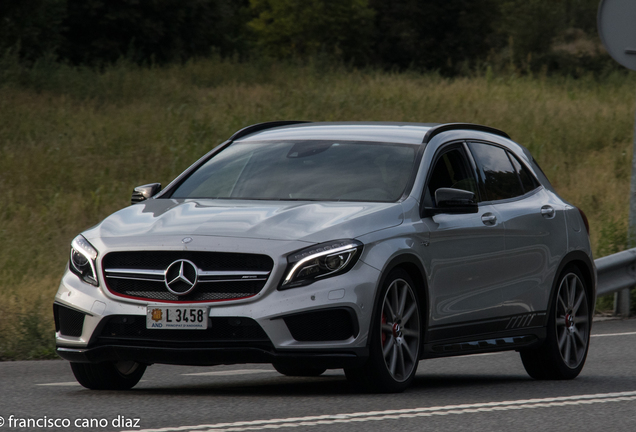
[1,318,636,432]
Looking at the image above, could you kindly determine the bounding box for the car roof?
[234,122,439,145]
[231,121,511,146]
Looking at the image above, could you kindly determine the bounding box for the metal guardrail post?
[615,289,631,317]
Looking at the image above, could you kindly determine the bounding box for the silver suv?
[54,122,595,392]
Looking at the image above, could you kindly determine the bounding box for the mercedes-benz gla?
[54,121,595,392]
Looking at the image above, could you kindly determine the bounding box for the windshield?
[170,140,418,202]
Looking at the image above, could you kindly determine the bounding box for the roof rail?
[229,121,312,141]
[422,123,510,144]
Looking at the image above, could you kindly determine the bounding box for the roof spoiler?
[422,123,510,144]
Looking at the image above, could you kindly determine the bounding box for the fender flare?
[545,250,597,334]
[369,253,430,354]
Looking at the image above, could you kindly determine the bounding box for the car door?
[416,143,507,340]
[467,141,567,327]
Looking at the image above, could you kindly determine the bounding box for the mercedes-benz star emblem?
[165,259,198,295]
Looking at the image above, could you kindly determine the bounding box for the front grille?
[54,304,86,337]
[106,278,265,302]
[93,315,271,348]
[102,251,273,302]
[283,308,358,342]
[103,251,272,271]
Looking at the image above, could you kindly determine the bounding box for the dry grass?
[1,59,634,358]
[0,276,60,360]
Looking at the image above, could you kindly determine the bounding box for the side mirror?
[425,187,478,216]
[131,183,161,205]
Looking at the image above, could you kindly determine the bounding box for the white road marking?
[124,390,636,432]
[182,369,275,377]
[37,382,81,386]
[591,331,636,338]
[37,379,148,386]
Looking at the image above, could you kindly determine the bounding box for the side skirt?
[421,312,548,359]
[426,312,547,342]
[421,328,545,359]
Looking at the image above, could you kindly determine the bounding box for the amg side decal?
[506,312,546,330]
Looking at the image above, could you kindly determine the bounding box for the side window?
[468,142,524,201]
[508,152,540,193]
[426,147,479,205]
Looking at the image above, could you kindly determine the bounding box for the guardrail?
[596,248,636,296]
[595,248,636,317]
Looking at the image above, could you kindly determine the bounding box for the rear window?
[171,140,418,202]
[509,153,540,193]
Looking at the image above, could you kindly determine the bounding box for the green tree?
[499,0,564,63]
[0,0,67,62]
[368,0,498,73]
[248,0,375,62]
[61,0,249,65]
[496,0,609,75]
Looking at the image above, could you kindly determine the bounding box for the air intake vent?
[94,315,270,347]
[54,303,86,337]
[283,308,358,342]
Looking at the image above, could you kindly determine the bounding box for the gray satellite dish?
[598,0,636,71]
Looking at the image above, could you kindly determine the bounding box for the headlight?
[69,235,99,286]
[279,240,363,290]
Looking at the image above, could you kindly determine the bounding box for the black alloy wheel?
[71,361,146,390]
[520,266,591,380]
[346,268,421,393]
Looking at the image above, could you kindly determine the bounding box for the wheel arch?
[549,251,597,321]
[519,250,595,379]
[373,253,430,355]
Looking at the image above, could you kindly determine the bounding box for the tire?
[273,364,326,377]
[70,361,146,390]
[520,266,591,380]
[346,268,422,393]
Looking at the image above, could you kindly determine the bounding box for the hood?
[84,198,404,243]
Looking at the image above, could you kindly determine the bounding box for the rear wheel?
[346,269,421,393]
[70,361,146,390]
[520,266,590,380]
[273,364,326,377]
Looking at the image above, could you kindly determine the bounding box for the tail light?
[577,207,590,235]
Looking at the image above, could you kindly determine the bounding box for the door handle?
[541,205,555,218]
[481,213,497,225]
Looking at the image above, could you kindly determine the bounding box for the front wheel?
[346,268,421,393]
[70,361,146,390]
[520,266,591,380]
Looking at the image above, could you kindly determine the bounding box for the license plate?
[146,307,208,330]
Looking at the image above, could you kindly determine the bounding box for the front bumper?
[54,249,381,365]
[56,345,368,368]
